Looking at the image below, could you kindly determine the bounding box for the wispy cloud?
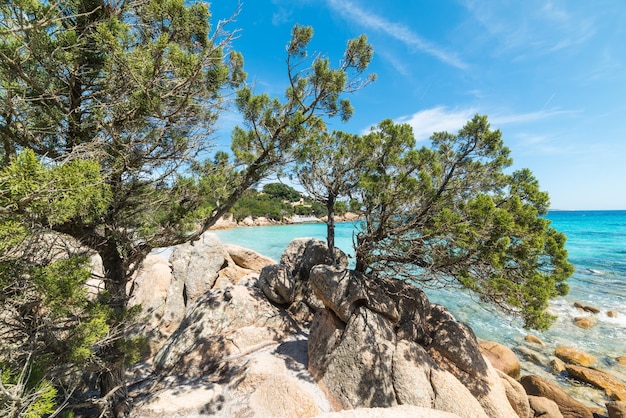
[388,106,580,142]
[326,0,468,70]
[460,0,596,57]
[395,107,477,141]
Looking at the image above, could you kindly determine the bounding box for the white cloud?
[385,106,580,143]
[326,0,468,70]
[395,106,476,141]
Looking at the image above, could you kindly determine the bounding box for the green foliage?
[232,189,294,221]
[0,366,58,418]
[354,116,573,330]
[334,201,348,216]
[262,183,301,202]
[294,130,368,260]
[32,256,91,317]
[0,149,112,226]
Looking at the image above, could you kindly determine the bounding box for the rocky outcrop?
[153,283,297,374]
[307,263,520,418]
[318,405,462,417]
[498,370,532,418]
[259,238,348,323]
[520,375,594,418]
[223,243,276,272]
[133,237,591,418]
[169,232,226,303]
[126,232,274,355]
[238,215,276,226]
[480,341,521,379]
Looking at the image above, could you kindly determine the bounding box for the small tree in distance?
[296,130,368,264]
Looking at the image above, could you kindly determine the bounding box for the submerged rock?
[525,334,545,346]
[565,364,626,401]
[574,316,596,328]
[554,346,597,367]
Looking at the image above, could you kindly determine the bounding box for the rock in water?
[554,346,597,367]
[520,375,594,418]
[565,364,626,401]
[479,341,521,379]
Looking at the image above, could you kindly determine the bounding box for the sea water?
[214,211,626,363]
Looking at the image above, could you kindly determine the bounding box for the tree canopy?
[295,130,367,262]
[352,116,573,330]
[262,182,302,202]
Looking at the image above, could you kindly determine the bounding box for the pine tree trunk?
[98,362,130,417]
[326,195,336,265]
[98,242,131,417]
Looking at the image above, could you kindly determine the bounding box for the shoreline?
[209,212,362,230]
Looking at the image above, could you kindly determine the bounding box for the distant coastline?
[210,212,362,230]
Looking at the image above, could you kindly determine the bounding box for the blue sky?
[209,1,626,210]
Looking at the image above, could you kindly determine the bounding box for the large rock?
[258,264,296,304]
[134,335,331,418]
[309,265,399,323]
[554,346,597,367]
[520,375,594,418]
[480,341,521,379]
[280,238,347,281]
[153,284,296,374]
[223,243,276,271]
[607,401,626,418]
[308,306,397,409]
[128,254,173,317]
[427,304,489,382]
[318,405,462,417]
[308,268,520,418]
[429,366,490,418]
[565,364,626,401]
[126,254,175,352]
[378,277,430,342]
[391,341,436,407]
[169,232,225,303]
[497,370,532,418]
[527,395,564,418]
[259,238,349,323]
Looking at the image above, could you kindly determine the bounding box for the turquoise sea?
[214,211,626,365]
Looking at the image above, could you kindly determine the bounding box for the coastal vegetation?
[0,0,373,415]
[231,183,326,221]
[0,0,574,416]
